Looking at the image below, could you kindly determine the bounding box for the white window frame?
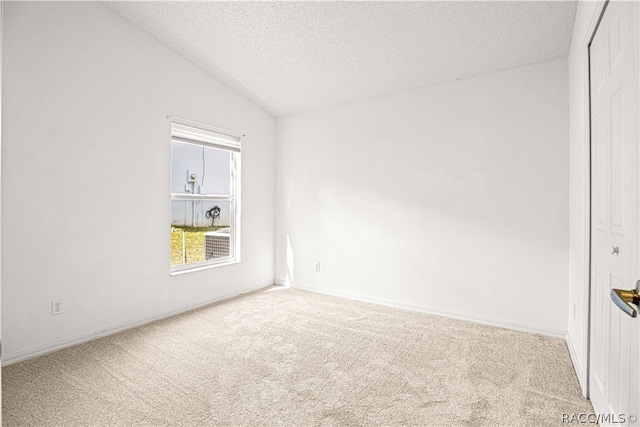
[169,116,242,274]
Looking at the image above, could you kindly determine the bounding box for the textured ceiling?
[105,1,577,117]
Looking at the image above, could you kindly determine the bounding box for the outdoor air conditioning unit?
[205,228,230,259]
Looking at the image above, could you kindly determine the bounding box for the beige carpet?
[3,286,593,426]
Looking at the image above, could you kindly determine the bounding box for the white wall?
[276,58,570,337]
[2,2,276,362]
[567,1,605,396]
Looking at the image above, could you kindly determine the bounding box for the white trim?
[234,152,242,263]
[168,115,244,139]
[170,117,242,152]
[170,258,238,275]
[581,0,608,400]
[170,194,233,201]
[1,282,274,366]
[172,135,240,153]
[566,331,587,398]
[1,8,4,417]
[291,282,565,339]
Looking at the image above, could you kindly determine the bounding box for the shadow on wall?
[286,234,294,287]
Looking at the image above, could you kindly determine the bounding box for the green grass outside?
[171,225,228,266]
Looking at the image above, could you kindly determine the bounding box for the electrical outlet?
[52,299,63,316]
[315,262,321,272]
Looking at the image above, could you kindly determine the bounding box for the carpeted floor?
[3,286,594,426]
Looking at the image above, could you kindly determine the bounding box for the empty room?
[1,0,639,426]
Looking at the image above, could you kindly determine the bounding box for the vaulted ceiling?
[105,1,577,117]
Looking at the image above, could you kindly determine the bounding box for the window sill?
[170,259,240,276]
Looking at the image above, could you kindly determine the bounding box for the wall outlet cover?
[52,299,63,315]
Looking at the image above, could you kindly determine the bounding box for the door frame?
[580,0,608,399]
[582,0,640,402]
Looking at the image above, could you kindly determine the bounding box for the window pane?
[171,200,231,266]
[171,141,231,196]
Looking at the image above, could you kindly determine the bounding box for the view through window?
[170,119,241,272]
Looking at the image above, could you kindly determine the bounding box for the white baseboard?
[2,281,274,366]
[291,282,566,339]
[566,331,588,398]
[6,279,566,365]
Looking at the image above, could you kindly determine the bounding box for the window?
[170,117,241,273]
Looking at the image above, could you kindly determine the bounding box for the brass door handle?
[611,280,640,318]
